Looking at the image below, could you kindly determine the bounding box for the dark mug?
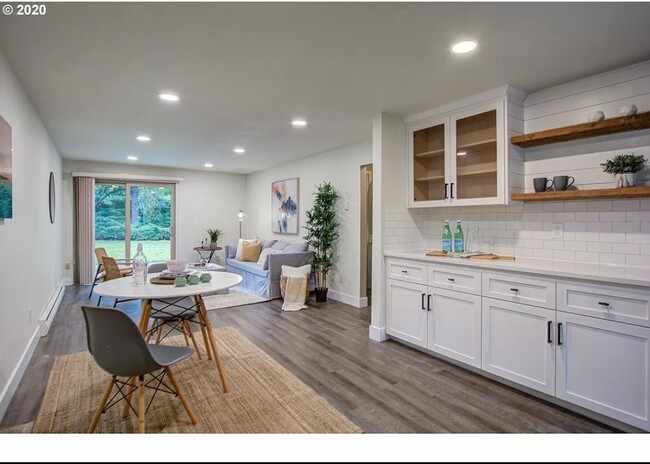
[533,177,554,192]
[553,175,575,191]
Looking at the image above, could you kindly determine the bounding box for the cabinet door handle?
[557,323,563,346]
[421,293,426,310]
[427,294,432,311]
[547,321,553,344]
[510,288,519,292]
[450,183,455,198]
[598,301,609,307]
[401,270,408,273]
[447,278,455,282]
[444,183,449,199]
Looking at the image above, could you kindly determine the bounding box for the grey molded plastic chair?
[145,263,203,357]
[81,305,197,433]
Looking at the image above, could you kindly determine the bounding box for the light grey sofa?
[224,240,314,299]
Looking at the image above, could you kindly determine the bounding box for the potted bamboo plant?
[601,152,647,188]
[303,182,340,302]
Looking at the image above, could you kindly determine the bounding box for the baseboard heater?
[39,283,65,337]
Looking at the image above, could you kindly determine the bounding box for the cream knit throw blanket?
[281,265,310,311]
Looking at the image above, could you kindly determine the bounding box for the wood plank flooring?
[1,285,616,433]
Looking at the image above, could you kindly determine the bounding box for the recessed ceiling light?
[204,163,213,168]
[456,151,467,156]
[292,119,307,127]
[451,41,478,54]
[159,93,180,102]
[127,155,138,161]
[136,135,151,142]
[234,147,246,154]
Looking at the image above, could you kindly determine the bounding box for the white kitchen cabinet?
[386,279,428,348]
[556,311,650,431]
[428,288,482,368]
[482,297,556,395]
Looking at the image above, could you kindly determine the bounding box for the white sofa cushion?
[235,238,259,261]
[257,248,283,269]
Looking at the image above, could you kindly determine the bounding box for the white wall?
[0,50,63,417]
[61,160,247,277]
[245,141,372,306]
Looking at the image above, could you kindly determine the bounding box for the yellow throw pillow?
[240,241,263,262]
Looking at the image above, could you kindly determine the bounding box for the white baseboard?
[62,277,73,286]
[369,325,388,341]
[0,326,39,422]
[327,290,367,308]
[39,281,66,337]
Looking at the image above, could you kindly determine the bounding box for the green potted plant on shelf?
[303,182,340,303]
[206,228,224,247]
[601,152,647,188]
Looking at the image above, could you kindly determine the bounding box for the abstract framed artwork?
[0,115,12,219]
[272,177,299,234]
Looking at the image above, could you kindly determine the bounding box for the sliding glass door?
[95,182,175,264]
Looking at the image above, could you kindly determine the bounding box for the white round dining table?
[94,271,242,393]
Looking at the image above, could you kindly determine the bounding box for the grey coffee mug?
[533,177,553,192]
[553,175,575,191]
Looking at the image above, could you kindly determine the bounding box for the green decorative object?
[206,228,224,247]
[174,276,187,287]
[188,274,200,285]
[200,273,212,283]
[601,152,647,188]
[303,181,340,302]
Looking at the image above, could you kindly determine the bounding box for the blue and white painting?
[272,177,298,234]
[0,115,12,219]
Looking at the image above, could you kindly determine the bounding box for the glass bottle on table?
[454,220,465,253]
[133,242,148,285]
[442,220,452,254]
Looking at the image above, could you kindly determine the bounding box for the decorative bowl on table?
[166,260,188,274]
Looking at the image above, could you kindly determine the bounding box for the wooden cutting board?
[425,251,515,261]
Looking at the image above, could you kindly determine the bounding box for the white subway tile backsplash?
[386,197,650,266]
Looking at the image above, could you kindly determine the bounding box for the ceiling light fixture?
[204,163,213,168]
[127,155,138,161]
[159,93,180,102]
[451,41,478,54]
[456,151,467,156]
[234,147,245,154]
[292,119,307,127]
[136,135,151,142]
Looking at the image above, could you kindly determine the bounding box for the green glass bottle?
[454,220,464,253]
[442,220,452,253]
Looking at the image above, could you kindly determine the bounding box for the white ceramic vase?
[616,172,636,188]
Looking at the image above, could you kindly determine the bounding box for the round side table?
[192,245,222,263]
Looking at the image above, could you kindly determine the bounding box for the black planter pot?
[315,288,328,302]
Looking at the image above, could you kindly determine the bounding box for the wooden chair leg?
[184,320,202,360]
[197,297,229,393]
[166,367,197,425]
[155,322,163,344]
[145,320,158,344]
[181,321,190,346]
[137,375,146,433]
[198,318,212,360]
[88,376,115,433]
[122,377,137,418]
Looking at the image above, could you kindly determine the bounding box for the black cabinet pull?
[421,293,426,310]
[510,288,519,292]
[547,321,553,344]
[401,270,408,273]
[444,183,449,199]
[448,278,455,282]
[557,323,563,346]
[427,294,432,311]
[598,301,609,307]
[450,183,455,198]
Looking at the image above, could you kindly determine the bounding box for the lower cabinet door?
[428,287,482,368]
[556,312,650,431]
[482,297,556,395]
[386,279,427,348]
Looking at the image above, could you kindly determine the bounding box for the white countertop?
[384,250,650,288]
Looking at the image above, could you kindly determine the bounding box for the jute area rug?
[32,326,361,433]
[202,285,268,311]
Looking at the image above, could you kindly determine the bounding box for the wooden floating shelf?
[510,111,650,148]
[415,148,445,158]
[511,186,650,202]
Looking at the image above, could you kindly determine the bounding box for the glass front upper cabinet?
[412,121,447,203]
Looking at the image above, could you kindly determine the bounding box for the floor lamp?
[238,210,244,239]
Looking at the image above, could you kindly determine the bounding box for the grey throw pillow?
[227,246,236,259]
[283,242,309,253]
[271,240,289,251]
[260,239,278,250]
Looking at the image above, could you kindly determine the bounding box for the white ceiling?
[1,3,649,174]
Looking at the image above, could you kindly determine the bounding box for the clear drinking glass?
[465,227,481,253]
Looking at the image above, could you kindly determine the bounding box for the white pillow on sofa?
[235,238,259,261]
[257,248,282,269]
